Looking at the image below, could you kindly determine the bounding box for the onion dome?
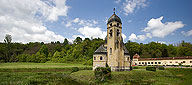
[107,13,122,24]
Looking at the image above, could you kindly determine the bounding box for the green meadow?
[0,63,192,85]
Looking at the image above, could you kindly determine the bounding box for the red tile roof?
[138,56,192,61]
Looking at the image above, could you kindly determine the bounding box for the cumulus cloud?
[123,0,147,15]
[128,16,184,41]
[73,18,80,23]
[128,33,137,41]
[72,26,127,42]
[181,30,192,36]
[77,26,106,39]
[65,18,98,28]
[143,16,184,38]
[122,34,127,40]
[115,0,121,4]
[0,0,69,43]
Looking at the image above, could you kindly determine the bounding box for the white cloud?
[128,33,146,41]
[115,0,121,4]
[181,29,192,36]
[123,0,147,15]
[128,33,137,41]
[128,16,184,41]
[143,16,184,38]
[77,26,106,39]
[122,33,127,40]
[156,41,167,44]
[73,26,127,42]
[46,0,69,21]
[73,18,80,23]
[65,18,99,28]
[0,0,69,43]
[65,22,72,27]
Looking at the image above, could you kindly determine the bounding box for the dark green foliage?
[125,40,192,59]
[0,36,192,64]
[94,67,111,83]
[158,66,165,70]
[73,37,82,44]
[184,65,190,67]
[146,67,156,71]
[17,54,30,62]
[133,66,138,69]
[71,67,79,73]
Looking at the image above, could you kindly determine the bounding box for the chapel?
[93,9,131,71]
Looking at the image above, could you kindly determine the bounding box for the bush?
[133,66,138,69]
[146,67,156,71]
[17,54,30,62]
[158,66,165,70]
[94,67,111,83]
[71,67,79,73]
[184,65,190,67]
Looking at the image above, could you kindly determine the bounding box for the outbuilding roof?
[94,45,107,54]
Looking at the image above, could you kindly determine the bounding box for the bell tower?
[107,8,124,71]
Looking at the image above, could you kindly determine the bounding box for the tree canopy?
[0,35,192,65]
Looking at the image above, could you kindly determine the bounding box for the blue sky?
[0,0,192,44]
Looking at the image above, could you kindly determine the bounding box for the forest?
[0,34,192,65]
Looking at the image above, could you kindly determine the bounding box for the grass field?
[0,63,192,85]
[0,62,89,68]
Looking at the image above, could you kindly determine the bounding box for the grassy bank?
[71,68,192,85]
[0,63,91,84]
[0,63,192,85]
[0,62,90,68]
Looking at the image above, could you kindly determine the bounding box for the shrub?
[146,67,156,71]
[71,67,79,73]
[158,66,165,70]
[184,65,190,67]
[133,66,138,69]
[94,67,111,83]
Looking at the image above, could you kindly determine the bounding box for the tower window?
[94,57,96,60]
[109,29,112,37]
[110,48,112,54]
[117,23,119,27]
[117,29,120,36]
[110,23,112,27]
[100,56,102,60]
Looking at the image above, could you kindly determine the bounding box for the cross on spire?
[113,8,115,14]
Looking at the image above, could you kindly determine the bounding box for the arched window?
[94,57,96,60]
[100,56,102,60]
[110,23,112,27]
[117,29,120,36]
[109,29,112,37]
[110,48,112,54]
[117,23,119,27]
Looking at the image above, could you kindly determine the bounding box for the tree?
[4,34,12,44]
[73,37,82,44]
[4,34,12,62]
[63,38,69,46]
[38,45,49,57]
[125,40,141,59]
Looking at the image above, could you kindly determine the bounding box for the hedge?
[146,67,156,71]
[71,67,79,73]
[133,66,138,69]
[158,66,165,70]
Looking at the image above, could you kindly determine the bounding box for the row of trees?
[125,40,192,59]
[0,34,192,64]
